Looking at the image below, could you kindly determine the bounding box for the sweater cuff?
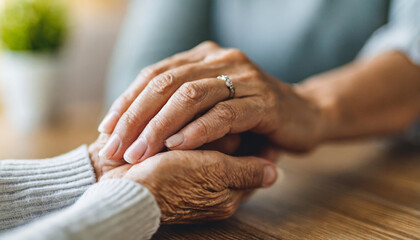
[0,145,96,230]
[72,179,161,239]
[1,179,161,240]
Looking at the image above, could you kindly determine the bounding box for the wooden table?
[154,142,420,240]
[1,106,419,239]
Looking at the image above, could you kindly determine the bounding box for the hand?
[89,134,126,180]
[90,131,243,180]
[101,150,278,224]
[98,41,323,163]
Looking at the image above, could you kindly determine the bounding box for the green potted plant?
[0,0,67,133]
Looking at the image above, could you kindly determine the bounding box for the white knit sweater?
[0,145,161,240]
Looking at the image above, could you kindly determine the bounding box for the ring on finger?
[217,75,235,99]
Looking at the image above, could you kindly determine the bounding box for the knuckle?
[147,117,168,139]
[149,72,175,95]
[265,92,278,111]
[139,65,159,79]
[119,93,131,104]
[198,41,220,50]
[213,102,237,123]
[192,118,210,142]
[119,92,135,105]
[120,110,140,128]
[248,69,262,80]
[226,48,248,62]
[175,82,206,104]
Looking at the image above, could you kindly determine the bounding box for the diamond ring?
[217,75,235,99]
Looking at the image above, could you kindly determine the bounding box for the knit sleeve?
[1,179,161,240]
[0,145,96,231]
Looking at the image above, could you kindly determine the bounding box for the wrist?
[293,79,341,144]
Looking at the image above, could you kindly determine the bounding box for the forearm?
[0,146,96,231]
[0,145,161,239]
[1,179,160,240]
[297,51,420,141]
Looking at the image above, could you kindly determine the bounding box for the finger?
[123,78,228,163]
[223,155,278,189]
[199,134,241,155]
[258,145,282,163]
[125,77,252,163]
[99,62,227,161]
[165,97,264,150]
[98,41,221,134]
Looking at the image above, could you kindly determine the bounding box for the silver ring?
[217,75,235,98]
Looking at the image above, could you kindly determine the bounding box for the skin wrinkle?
[146,152,229,222]
[149,72,176,95]
[98,150,273,224]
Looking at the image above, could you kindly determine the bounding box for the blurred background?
[0,0,417,161]
[0,0,128,158]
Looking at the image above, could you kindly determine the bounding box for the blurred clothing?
[107,0,420,105]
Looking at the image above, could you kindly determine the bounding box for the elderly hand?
[90,132,245,180]
[98,41,323,163]
[101,150,278,223]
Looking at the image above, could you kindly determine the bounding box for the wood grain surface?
[154,142,420,240]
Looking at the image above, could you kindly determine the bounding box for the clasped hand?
[89,134,277,224]
[97,41,323,164]
[89,41,328,223]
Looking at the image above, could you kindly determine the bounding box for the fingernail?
[124,138,147,163]
[262,165,277,187]
[98,134,121,159]
[98,112,120,133]
[165,133,184,148]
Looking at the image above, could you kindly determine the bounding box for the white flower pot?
[0,52,59,134]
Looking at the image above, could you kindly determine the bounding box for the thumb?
[224,155,278,189]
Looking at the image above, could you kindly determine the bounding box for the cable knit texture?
[0,146,161,240]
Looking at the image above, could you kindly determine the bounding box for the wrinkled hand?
[98,41,322,164]
[90,132,245,180]
[101,150,278,224]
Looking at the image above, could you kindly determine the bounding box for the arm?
[0,146,96,231]
[1,179,160,240]
[0,143,160,240]
[296,51,420,142]
[298,0,420,142]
